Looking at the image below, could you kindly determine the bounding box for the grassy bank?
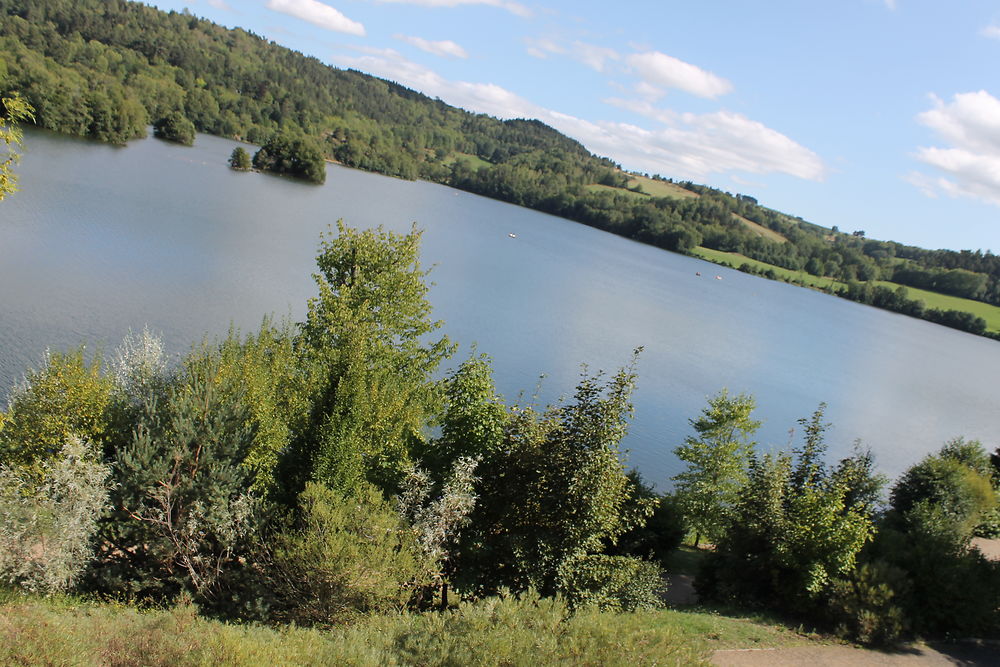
[691,247,1000,333]
[0,591,828,666]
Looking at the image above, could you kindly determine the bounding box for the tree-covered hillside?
[3,0,1000,337]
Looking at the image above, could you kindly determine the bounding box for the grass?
[690,247,846,291]
[731,213,788,243]
[874,281,1000,332]
[584,176,700,201]
[0,586,843,666]
[626,174,700,199]
[441,152,491,171]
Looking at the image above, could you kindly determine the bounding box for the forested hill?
[3,0,1000,337]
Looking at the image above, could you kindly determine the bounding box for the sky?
[149,0,1000,252]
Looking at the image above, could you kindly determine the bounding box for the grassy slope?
[0,592,830,666]
[731,213,788,243]
[874,281,1000,332]
[691,248,1000,332]
[627,175,700,199]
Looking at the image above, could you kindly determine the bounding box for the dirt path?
[712,642,999,666]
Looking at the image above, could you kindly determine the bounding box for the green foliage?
[271,481,431,627]
[91,353,258,604]
[456,354,659,611]
[699,407,875,614]
[827,561,909,645]
[214,321,315,497]
[605,471,685,565]
[152,110,195,146]
[0,436,109,594]
[672,389,759,547]
[0,592,709,666]
[252,133,326,183]
[0,348,113,479]
[558,554,664,612]
[292,222,453,496]
[391,590,696,665]
[890,451,996,538]
[0,92,33,199]
[228,146,251,171]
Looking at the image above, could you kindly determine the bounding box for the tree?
[0,348,113,480]
[286,222,454,497]
[252,133,326,184]
[455,354,662,611]
[1,93,34,200]
[229,146,251,171]
[153,111,196,145]
[672,390,759,547]
[699,409,875,613]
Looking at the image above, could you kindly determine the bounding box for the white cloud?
[884,0,897,10]
[396,35,468,58]
[334,49,824,182]
[524,37,564,59]
[914,90,1000,205]
[206,0,232,10]
[981,24,1000,40]
[601,98,825,180]
[266,0,365,36]
[524,38,618,72]
[626,51,732,99]
[376,0,531,18]
[571,41,619,73]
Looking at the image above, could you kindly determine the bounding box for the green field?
[874,281,1000,332]
[691,248,1000,333]
[626,174,700,199]
[691,247,845,291]
[585,182,647,198]
[731,213,788,243]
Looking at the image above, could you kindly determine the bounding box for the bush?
[271,482,431,626]
[0,437,109,594]
[558,554,664,612]
[152,111,196,146]
[826,561,909,646]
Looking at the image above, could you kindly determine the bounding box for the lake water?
[2,129,998,485]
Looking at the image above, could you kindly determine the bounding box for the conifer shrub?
[270,481,432,627]
[826,561,909,645]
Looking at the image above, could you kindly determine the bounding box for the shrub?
[558,554,664,612]
[0,436,109,594]
[826,561,909,645]
[271,481,431,626]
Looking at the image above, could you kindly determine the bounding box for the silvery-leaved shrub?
[0,435,109,594]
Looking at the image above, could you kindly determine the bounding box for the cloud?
[913,91,1000,205]
[206,0,232,10]
[627,51,732,99]
[601,98,825,180]
[376,0,531,18]
[884,0,897,10]
[266,0,365,36]
[396,35,468,58]
[334,49,824,182]
[981,24,1000,40]
[524,38,618,72]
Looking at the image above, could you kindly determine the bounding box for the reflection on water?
[2,128,998,486]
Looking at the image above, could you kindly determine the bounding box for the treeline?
[673,393,1000,644]
[2,0,999,333]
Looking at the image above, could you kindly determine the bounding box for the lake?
[2,128,998,485]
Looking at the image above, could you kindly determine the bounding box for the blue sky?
[151,0,1000,252]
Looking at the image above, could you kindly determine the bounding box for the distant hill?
[2,0,999,337]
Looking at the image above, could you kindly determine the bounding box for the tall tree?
[288,222,454,496]
[672,390,759,547]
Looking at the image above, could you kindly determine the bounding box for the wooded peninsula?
[3,0,1000,338]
